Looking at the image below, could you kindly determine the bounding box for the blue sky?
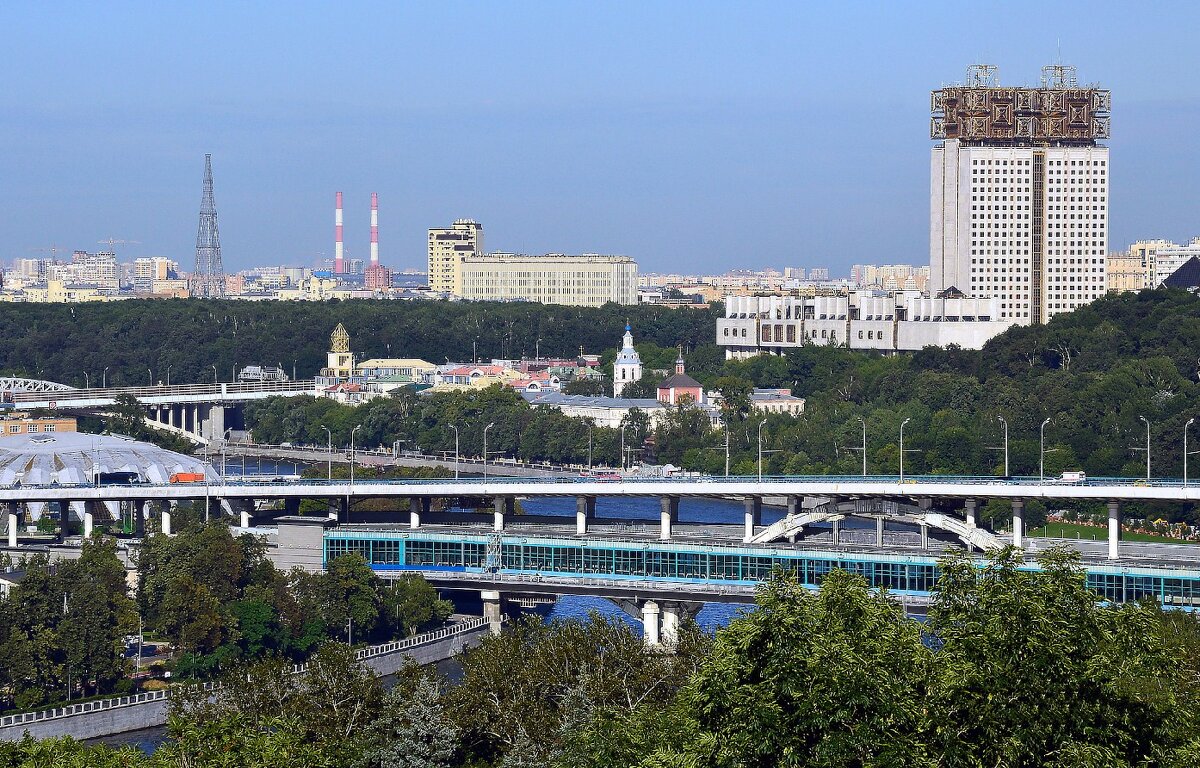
[3,1,1199,275]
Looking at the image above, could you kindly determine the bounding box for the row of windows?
[5,424,56,434]
[326,536,1200,605]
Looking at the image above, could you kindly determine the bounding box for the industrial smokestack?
[334,191,344,273]
[370,192,379,266]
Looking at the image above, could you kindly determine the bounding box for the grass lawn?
[1030,521,1195,545]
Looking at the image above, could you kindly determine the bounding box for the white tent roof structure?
[0,432,216,487]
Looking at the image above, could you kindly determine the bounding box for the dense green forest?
[0,299,720,387]
[9,549,1200,768]
[0,517,450,711]
[245,290,1200,524]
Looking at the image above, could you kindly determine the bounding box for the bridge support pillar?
[876,515,885,546]
[6,502,19,548]
[661,602,699,648]
[964,498,978,528]
[1107,500,1121,560]
[481,590,503,634]
[493,497,513,531]
[575,495,596,535]
[82,507,93,539]
[787,495,800,517]
[161,504,172,536]
[1011,499,1024,548]
[743,497,761,542]
[409,496,423,529]
[920,522,929,550]
[659,496,679,540]
[641,600,661,647]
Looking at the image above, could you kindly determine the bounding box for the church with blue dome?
[612,324,643,397]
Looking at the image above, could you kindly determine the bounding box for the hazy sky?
[3,1,1199,275]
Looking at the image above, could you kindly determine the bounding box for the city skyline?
[3,3,1200,274]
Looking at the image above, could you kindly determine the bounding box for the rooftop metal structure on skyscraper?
[192,154,225,297]
[930,64,1110,146]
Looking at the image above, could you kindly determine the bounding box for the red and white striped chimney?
[370,192,379,266]
[334,191,345,273]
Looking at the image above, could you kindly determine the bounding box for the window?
[45,424,56,433]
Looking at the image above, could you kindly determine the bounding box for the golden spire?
[330,323,350,353]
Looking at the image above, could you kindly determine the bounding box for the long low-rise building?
[458,253,637,307]
[718,292,1015,357]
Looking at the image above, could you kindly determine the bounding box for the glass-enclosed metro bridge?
[322,526,1200,611]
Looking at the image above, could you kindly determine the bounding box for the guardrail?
[10,380,317,403]
[0,617,491,729]
[0,683,217,729]
[4,474,1192,490]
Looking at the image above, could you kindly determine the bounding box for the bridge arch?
[0,377,75,394]
[749,498,1003,552]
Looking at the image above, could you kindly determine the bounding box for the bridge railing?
[1,473,1196,491]
[0,617,490,728]
[9,380,317,403]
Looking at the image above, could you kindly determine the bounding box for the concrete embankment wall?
[0,618,493,743]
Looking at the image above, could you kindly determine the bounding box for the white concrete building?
[1153,238,1200,287]
[930,65,1110,324]
[717,293,1014,357]
[458,253,637,307]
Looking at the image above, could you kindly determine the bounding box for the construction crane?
[97,237,141,252]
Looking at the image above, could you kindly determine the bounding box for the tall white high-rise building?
[427,219,484,294]
[930,64,1111,324]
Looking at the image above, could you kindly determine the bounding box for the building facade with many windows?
[427,219,484,294]
[929,64,1110,324]
[458,253,637,307]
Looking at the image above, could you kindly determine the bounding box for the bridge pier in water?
[743,497,761,542]
[481,590,503,634]
[1012,499,1025,548]
[1108,500,1121,560]
[660,496,679,540]
[576,495,596,535]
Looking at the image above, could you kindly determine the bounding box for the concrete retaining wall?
[0,618,493,743]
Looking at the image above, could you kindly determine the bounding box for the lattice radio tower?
[192,153,225,297]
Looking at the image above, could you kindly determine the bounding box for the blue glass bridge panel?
[323,530,1200,607]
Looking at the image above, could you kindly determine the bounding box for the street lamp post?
[1186,418,1196,487]
[899,417,911,482]
[147,368,153,386]
[449,425,460,481]
[997,416,1009,477]
[857,417,867,476]
[321,425,332,480]
[212,365,218,384]
[724,422,731,477]
[757,419,767,483]
[536,338,542,361]
[1139,416,1151,481]
[166,365,172,387]
[350,425,361,486]
[620,424,627,471]
[103,366,109,388]
[483,423,495,481]
[82,372,89,389]
[1040,417,1052,482]
[587,425,593,471]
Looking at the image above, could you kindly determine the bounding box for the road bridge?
[3,474,1200,561]
[2,379,317,442]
